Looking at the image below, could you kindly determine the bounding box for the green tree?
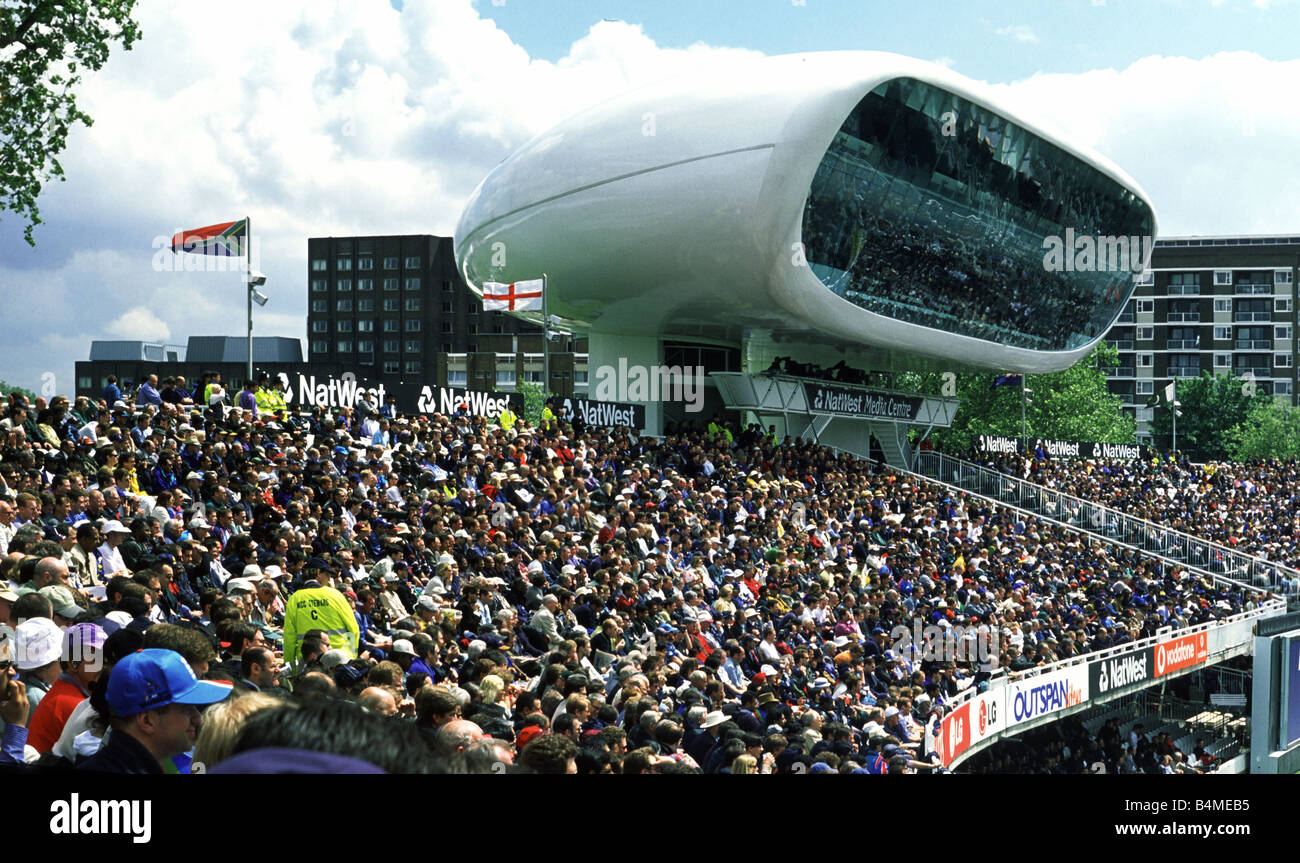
[515,381,552,425]
[932,344,1135,450]
[1149,373,1268,459]
[2,1,141,245]
[0,379,37,403]
[1225,400,1300,460]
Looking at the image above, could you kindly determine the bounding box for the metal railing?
[916,451,1300,599]
[1166,339,1198,350]
[1235,312,1272,322]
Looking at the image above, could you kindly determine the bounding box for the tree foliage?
[1148,372,1269,459]
[930,344,1135,450]
[516,381,552,425]
[0,378,37,403]
[1225,400,1300,460]
[1,1,141,245]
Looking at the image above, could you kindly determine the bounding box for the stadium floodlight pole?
[542,272,550,399]
[1020,376,1027,451]
[246,215,253,385]
[1171,377,1177,454]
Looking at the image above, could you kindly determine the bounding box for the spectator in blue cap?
[78,648,233,774]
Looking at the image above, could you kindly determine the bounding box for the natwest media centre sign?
[803,383,923,421]
[1154,631,1209,678]
[1006,665,1088,729]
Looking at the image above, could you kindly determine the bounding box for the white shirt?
[97,542,127,576]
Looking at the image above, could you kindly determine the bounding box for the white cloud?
[996,24,1040,44]
[931,56,956,68]
[106,306,172,341]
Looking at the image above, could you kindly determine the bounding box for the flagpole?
[542,273,550,400]
[246,215,253,385]
[1171,377,1177,455]
[1020,375,1027,452]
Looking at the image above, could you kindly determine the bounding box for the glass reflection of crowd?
[801,79,1151,353]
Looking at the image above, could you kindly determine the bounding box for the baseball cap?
[15,618,62,670]
[62,622,107,659]
[107,649,234,718]
[102,520,131,535]
[390,639,417,657]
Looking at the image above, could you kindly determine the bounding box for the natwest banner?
[560,397,646,429]
[413,385,521,420]
[1088,647,1155,697]
[1006,666,1088,729]
[1154,631,1209,678]
[803,383,923,421]
[976,435,1152,461]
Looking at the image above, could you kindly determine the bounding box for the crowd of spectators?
[967,449,1300,582]
[0,378,1270,773]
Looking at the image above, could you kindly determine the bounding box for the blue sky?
[473,0,1297,77]
[2,0,1300,395]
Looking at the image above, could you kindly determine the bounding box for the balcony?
[1167,367,1201,378]
[1166,339,1199,350]
[1235,339,1272,350]
[1236,284,1271,295]
[1116,312,1135,323]
[1109,340,1135,351]
[1166,312,1200,322]
[1235,312,1272,322]
[1111,367,1136,378]
[1168,285,1200,295]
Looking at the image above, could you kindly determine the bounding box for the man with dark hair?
[240,646,286,696]
[415,687,461,751]
[518,732,578,774]
[142,623,217,676]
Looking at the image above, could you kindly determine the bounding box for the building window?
[405,361,421,375]
[358,320,374,332]
[405,256,421,268]
[337,279,351,292]
[384,340,399,353]
[1136,299,1153,313]
[405,320,421,332]
[1137,326,1153,341]
[311,279,327,292]
[1168,273,1198,293]
[1276,325,1292,340]
[358,279,373,291]
[337,258,352,271]
[405,340,422,353]
[1213,326,1231,341]
[1136,271,1154,287]
[311,300,327,312]
[1214,298,1231,313]
[312,340,328,354]
[493,325,504,334]
[405,277,421,291]
[358,299,373,312]
[1137,353,1152,367]
[383,299,399,312]
[383,257,398,270]
[405,298,421,311]
[78,376,92,390]
[337,320,353,333]
[575,370,589,386]
[337,341,352,353]
[1277,380,1294,396]
[1136,381,1154,396]
[384,361,399,374]
[358,258,373,271]
[448,370,467,385]
[1214,270,1232,286]
[1277,298,1293,313]
[441,322,452,333]
[311,259,327,271]
[468,322,478,334]
[442,300,453,312]
[359,340,374,353]
[442,342,452,353]
[1276,269,1293,284]
[1215,353,1230,367]
[524,370,543,384]
[1276,354,1293,368]
[336,299,352,312]
[496,368,516,387]
[383,320,399,332]
[384,278,399,291]
[311,321,328,333]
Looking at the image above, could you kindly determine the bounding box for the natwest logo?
[1154,632,1208,677]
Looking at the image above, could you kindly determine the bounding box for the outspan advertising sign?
[1006,666,1089,729]
[1153,631,1209,678]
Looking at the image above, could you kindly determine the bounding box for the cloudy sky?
[2,0,1300,395]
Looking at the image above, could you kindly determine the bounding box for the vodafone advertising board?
[934,689,1005,767]
[1153,631,1209,678]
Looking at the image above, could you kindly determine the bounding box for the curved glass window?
[802,77,1155,351]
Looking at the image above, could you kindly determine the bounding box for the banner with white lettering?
[559,397,646,429]
[411,385,523,420]
[267,369,393,412]
[1088,646,1155,697]
[975,435,1153,460]
[1005,665,1089,729]
[1152,631,1209,678]
[803,383,924,421]
[934,688,1005,767]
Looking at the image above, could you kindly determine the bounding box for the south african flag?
[171,218,248,256]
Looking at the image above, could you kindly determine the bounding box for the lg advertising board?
[934,688,1005,767]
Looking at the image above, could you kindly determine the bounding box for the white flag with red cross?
[482,279,544,311]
